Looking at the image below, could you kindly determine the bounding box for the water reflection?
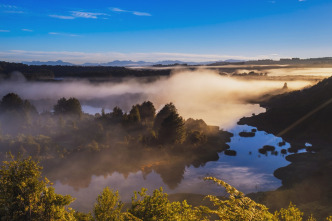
[45,124,295,212]
[43,144,223,191]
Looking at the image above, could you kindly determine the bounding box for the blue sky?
[0,0,331,63]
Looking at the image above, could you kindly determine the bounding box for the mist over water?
[49,124,291,212]
[0,69,311,128]
[0,68,317,212]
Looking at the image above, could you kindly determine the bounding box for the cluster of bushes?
[0,93,230,160]
[2,156,331,221]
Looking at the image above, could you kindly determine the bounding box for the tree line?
[0,93,231,160]
[0,61,171,80]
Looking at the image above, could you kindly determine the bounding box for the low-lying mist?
[234,67,332,77]
[0,69,311,128]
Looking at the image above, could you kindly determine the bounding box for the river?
[46,105,303,212]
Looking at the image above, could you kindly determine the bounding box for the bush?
[0,155,75,220]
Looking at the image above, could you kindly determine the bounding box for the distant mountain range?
[22,60,74,66]
[22,59,245,67]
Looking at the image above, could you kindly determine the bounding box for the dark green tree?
[111,106,123,124]
[0,93,24,112]
[0,93,37,134]
[53,97,82,117]
[154,103,177,130]
[138,101,156,122]
[158,112,186,144]
[0,93,37,114]
[128,105,141,124]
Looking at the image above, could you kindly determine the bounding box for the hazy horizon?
[1,0,332,63]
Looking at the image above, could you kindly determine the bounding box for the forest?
[0,93,232,160]
[0,61,171,80]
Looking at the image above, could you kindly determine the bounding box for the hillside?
[240,76,332,219]
[239,75,332,148]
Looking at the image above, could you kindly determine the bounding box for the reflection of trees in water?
[154,158,186,189]
[42,142,228,190]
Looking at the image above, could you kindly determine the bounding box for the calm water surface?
[49,108,295,211]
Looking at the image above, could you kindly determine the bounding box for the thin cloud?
[0,4,25,14]
[48,32,79,37]
[22,29,33,32]
[71,11,108,19]
[132,11,151,16]
[0,30,10,32]
[110,7,151,16]
[49,14,75,20]
[0,4,17,9]
[4,10,24,14]
[48,32,61,35]
[50,11,109,20]
[299,0,306,1]
[110,8,127,12]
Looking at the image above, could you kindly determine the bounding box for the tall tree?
[53,97,82,117]
[111,106,123,124]
[139,101,156,122]
[158,112,186,144]
[128,105,141,124]
[0,93,37,114]
[154,103,177,130]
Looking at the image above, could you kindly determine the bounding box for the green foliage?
[54,97,82,117]
[0,156,331,221]
[158,112,186,144]
[0,92,38,115]
[93,187,123,221]
[74,211,94,221]
[138,101,156,122]
[129,187,208,221]
[204,177,274,221]
[140,130,158,146]
[0,93,37,134]
[0,61,171,80]
[187,130,207,145]
[40,186,76,221]
[0,155,45,220]
[111,106,123,124]
[185,118,208,133]
[274,202,304,221]
[0,155,75,220]
[128,105,141,124]
[0,93,24,112]
[153,103,177,130]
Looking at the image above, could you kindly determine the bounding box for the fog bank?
[0,69,311,128]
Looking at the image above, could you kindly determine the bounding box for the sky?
[0,0,332,64]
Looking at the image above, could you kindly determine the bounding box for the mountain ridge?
[21,59,240,67]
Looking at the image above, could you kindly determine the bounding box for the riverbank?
[239,76,332,219]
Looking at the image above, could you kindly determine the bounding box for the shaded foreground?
[2,156,331,221]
